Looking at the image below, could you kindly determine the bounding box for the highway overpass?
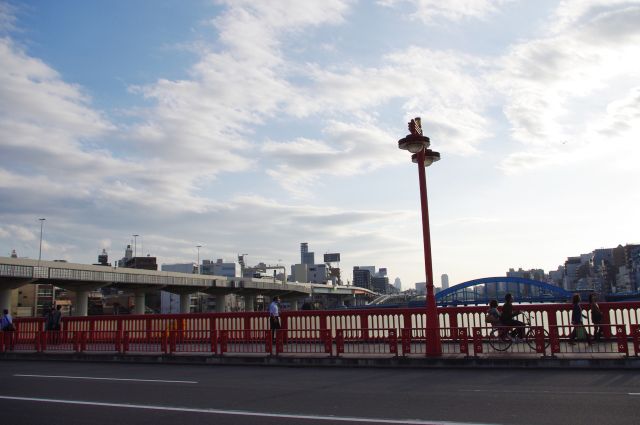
[0,256,312,316]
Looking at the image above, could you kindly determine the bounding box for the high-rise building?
[290,263,308,282]
[393,277,402,291]
[563,257,584,291]
[300,242,315,265]
[624,244,640,291]
[415,282,426,295]
[371,276,390,293]
[308,264,329,284]
[441,274,449,289]
[353,266,372,290]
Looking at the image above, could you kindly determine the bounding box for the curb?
[2,352,640,369]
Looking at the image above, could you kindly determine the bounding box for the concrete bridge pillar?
[0,279,31,314]
[215,294,228,313]
[180,293,191,314]
[289,299,299,311]
[134,291,146,315]
[74,290,89,316]
[0,288,12,313]
[244,294,255,312]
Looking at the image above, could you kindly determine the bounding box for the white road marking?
[0,395,495,425]
[459,389,627,396]
[629,393,640,396]
[14,374,197,384]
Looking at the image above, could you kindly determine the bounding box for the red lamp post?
[398,117,442,357]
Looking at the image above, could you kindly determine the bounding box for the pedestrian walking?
[269,296,281,343]
[569,294,591,345]
[589,293,604,341]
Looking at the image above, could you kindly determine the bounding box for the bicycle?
[488,314,550,352]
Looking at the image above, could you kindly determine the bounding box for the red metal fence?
[3,302,638,357]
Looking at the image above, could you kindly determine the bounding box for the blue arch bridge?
[367,277,574,308]
[435,276,572,306]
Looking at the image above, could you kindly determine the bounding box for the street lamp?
[38,218,46,262]
[132,234,139,258]
[196,245,202,274]
[398,117,442,357]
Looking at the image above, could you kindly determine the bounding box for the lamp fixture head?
[398,116,430,153]
[411,149,441,167]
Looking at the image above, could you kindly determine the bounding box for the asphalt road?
[0,360,638,425]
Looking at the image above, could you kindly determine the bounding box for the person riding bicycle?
[486,299,501,325]
[500,293,525,341]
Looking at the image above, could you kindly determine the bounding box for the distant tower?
[441,274,449,289]
[394,277,402,291]
[125,244,133,260]
[98,249,109,265]
[301,242,314,265]
[10,249,17,258]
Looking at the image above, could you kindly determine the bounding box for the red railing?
[3,302,639,357]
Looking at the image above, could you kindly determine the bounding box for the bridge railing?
[6,302,640,356]
[11,301,640,336]
[2,325,638,357]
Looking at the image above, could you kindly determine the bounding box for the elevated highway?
[0,256,311,316]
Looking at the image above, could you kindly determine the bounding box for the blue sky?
[1,0,638,289]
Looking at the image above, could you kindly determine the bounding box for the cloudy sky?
[0,0,638,289]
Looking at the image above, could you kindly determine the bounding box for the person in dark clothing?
[51,305,62,331]
[1,309,14,331]
[499,293,525,341]
[569,294,591,345]
[45,307,55,331]
[589,293,604,341]
[1,308,15,350]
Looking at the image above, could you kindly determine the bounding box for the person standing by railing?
[589,293,603,341]
[1,309,13,331]
[45,305,62,344]
[1,309,15,350]
[269,296,281,343]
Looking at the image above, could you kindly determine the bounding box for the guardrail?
[5,302,639,357]
[2,325,638,357]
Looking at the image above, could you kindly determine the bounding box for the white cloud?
[550,0,640,33]
[379,0,514,23]
[125,0,355,200]
[0,2,16,32]
[495,1,640,173]
[0,224,36,242]
[262,121,401,196]
[131,2,492,198]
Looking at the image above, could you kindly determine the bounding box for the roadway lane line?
[13,374,197,384]
[459,389,628,396]
[0,395,495,425]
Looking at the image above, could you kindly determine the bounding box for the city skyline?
[0,1,638,288]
